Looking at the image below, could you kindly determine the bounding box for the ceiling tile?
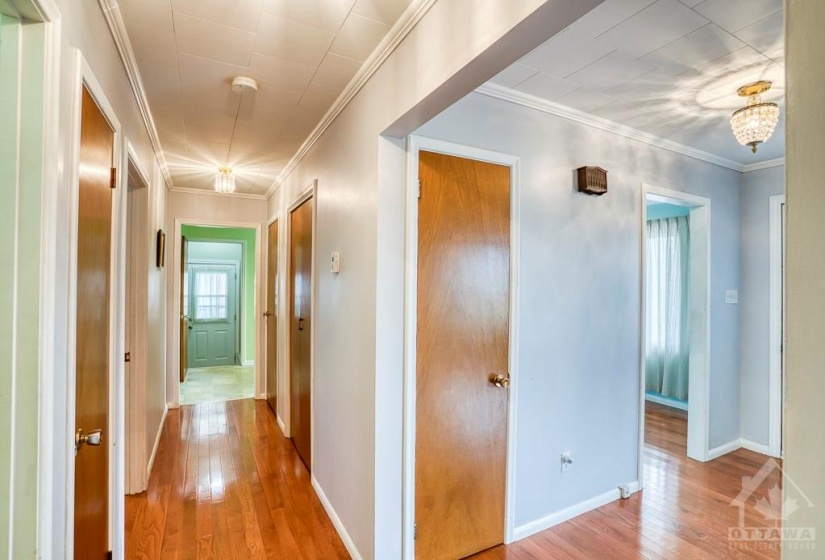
[187,141,231,166]
[642,23,745,75]
[238,86,302,116]
[174,13,255,67]
[298,82,343,113]
[255,13,336,67]
[597,0,709,58]
[119,0,174,34]
[352,0,412,25]
[177,54,244,114]
[157,127,187,145]
[233,107,291,141]
[247,53,316,93]
[128,24,178,68]
[565,0,658,38]
[514,72,580,101]
[186,124,234,145]
[733,12,783,55]
[519,29,615,78]
[566,50,655,91]
[489,63,539,88]
[139,63,181,102]
[153,110,185,132]
[329,14,390,61]
[555,88,615,112]
[693,0,782,33]
[765,46,784,67]
[313,53,362,89]
[677,0,703,6]
[171,0,263,32]
[261,0,355,33]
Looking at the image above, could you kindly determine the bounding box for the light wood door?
[180,235,188,382]
[415,151,511,559]
[266,220,279,415]
[74,86,115,560]
[290,198,312,469]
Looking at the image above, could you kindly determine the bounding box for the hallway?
[125,400,348,559]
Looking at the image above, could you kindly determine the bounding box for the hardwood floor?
[127,400,781,559]
[475,402,782,559]
[125,399,349,559]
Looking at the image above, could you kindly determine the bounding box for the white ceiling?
[488,0,785,165]
[119,0,412,194]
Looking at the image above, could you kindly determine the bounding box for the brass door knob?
[490,374,510,388]
[263,311,273,317]
[75,429,103,454]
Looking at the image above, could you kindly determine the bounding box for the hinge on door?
[110,167,117,189]
[414,522,417,541]
[417,180,421,199]
[125,352,131,363]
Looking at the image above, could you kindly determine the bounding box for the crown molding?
[170,187,267,201]
[97,0,173,190]
[742,157,785,173]
[475,83,750,173]
[265,0,438,199]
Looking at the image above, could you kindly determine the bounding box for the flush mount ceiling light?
[215,166,235,194]
[730,81,780,154]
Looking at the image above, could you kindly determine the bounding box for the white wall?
[414,91,743,528]
[266,2,605,557]
[784,0,825,552]
[739,165,784,448]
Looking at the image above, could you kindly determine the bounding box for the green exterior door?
[187,262,239,368]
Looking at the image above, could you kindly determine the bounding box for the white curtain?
[193,267,230,320]
[645,216,690,401]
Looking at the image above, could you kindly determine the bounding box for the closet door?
[289,198,312,468]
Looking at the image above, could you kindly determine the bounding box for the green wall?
[182,225,257,364]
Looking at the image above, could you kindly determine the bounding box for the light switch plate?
[725,290,738,304]
[331,251,340,274]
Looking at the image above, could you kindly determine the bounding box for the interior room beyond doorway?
[180,225,256,405]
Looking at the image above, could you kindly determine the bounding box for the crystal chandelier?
[214,166,235,194]
[730,81,780,154]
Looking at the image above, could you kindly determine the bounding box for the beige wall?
[784,0,825,555]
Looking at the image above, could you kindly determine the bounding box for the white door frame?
[124,143,151,495]
[403,135,521,558]
[64,51,127,559]
[186,259,242,367]
[285,180,317,462]
[769,194,786,458]
[170,219,264,406]
[640,183,712,484]
[265,212,289,435]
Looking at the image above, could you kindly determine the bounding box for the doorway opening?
[769,194,786,458]
[179,225,256,405]
[640,184,711,482]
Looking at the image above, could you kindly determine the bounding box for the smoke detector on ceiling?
[231,76,258,94]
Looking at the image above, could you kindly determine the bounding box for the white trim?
[146,405,168,481]
[242,360,255,366]
[768,194,785,458]
[477,83,748,173]
[265,0,437,198]
[640,184,712,484]
[276,415,287,438]
[645,392,689,411]
[170,186,267,201]
[170,218,264,407]
[311,475,364,560]
[403,136,520,557]
[740,438,772,456]
[707,439,741,460]
[743,158,785,173]
[63,50,126,558]
[285,180,317,462]
[512,482,640,542]
[95,0,172,190]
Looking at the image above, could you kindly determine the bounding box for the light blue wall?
[647,202,691,220]
[740,165,785,446]
[416,91,743,528]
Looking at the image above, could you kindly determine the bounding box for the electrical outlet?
[561,451,573,473]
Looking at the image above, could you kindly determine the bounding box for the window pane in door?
[194,268,229,320]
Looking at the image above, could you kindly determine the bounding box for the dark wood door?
[289,198,312,469]
[180,235,188,382]
[74,86,114,560]
[415,151,511,559]
[266,220,279,416]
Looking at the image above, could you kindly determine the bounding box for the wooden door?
[180,235,188,382]
[289,198,313,469]
[74,86,114,560]
[187,263,239,367]
[266,220,279,415]
[415,151,511,559]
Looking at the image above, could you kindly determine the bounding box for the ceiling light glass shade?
[215,167,235,194]
[730,92,780,154]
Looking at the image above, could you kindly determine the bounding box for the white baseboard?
[740,438,772,457]
[707,438,741,460]
[512,481,640,542]
[276,415,287,437]
[242,360,254,366]
[146,405,168,484]
[311,475,363,560]
[645,393,688,411]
